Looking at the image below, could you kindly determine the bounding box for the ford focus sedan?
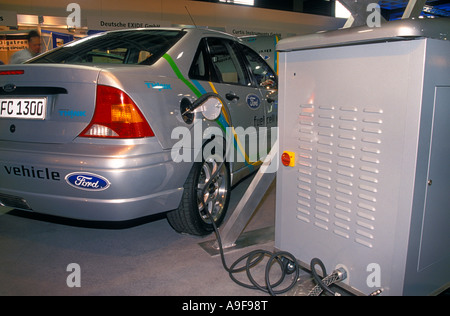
[0,28,277,235]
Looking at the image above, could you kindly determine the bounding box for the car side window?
[30,30,185,65]
[189,39,211,81]
[241,44,277,89]
[206,38,250,86]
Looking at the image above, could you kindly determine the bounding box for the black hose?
[210,215,300,296]
[193,92,300,296]
[310,257,336,296]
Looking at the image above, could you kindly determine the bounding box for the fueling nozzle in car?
[181,93,224,123]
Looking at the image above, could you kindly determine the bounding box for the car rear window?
[29,30,185,65]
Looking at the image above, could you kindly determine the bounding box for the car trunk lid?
[0,64,100,143]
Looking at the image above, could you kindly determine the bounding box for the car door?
[204,37,267,172]
[239,43,278,158]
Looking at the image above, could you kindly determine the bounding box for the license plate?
[0,98,47,120]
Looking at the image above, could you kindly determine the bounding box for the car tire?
[167,141,230,236]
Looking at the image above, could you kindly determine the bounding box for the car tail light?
[80,85,154,138]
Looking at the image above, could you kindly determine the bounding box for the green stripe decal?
[162,54,202,98]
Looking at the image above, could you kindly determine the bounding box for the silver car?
[0,27,277,235]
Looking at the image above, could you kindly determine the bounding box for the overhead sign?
[225,26,293,39]
[87,16,171,31]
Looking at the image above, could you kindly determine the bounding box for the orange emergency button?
[281,151,295,167]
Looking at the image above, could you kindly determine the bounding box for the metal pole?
[212,139,279,249]
[402,0,427,19]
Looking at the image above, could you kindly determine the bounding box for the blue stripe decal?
[191,80,207,95]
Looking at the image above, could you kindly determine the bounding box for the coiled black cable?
[210,216,300,296]
[194,93,299,295]
[199,133,299,295]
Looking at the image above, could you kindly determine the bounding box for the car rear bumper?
[0,140,190,221]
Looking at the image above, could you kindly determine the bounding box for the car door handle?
[226,92,239,101]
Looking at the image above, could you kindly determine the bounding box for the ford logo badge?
[3,83,17,93]
[65,172,111,191]
[246,94,261,110]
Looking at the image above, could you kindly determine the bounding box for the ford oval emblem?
[246,94,261,110]
[3,83,16,93]
[65,172,111,191]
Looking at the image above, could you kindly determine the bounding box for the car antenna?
[185,6,197,28]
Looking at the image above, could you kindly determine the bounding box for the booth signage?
[87,16,171,31]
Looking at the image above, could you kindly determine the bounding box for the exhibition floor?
[0,175,320,296]
[0,171,363,298]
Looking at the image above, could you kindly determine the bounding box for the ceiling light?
[335,1,351,18]
[219,0,254,6]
